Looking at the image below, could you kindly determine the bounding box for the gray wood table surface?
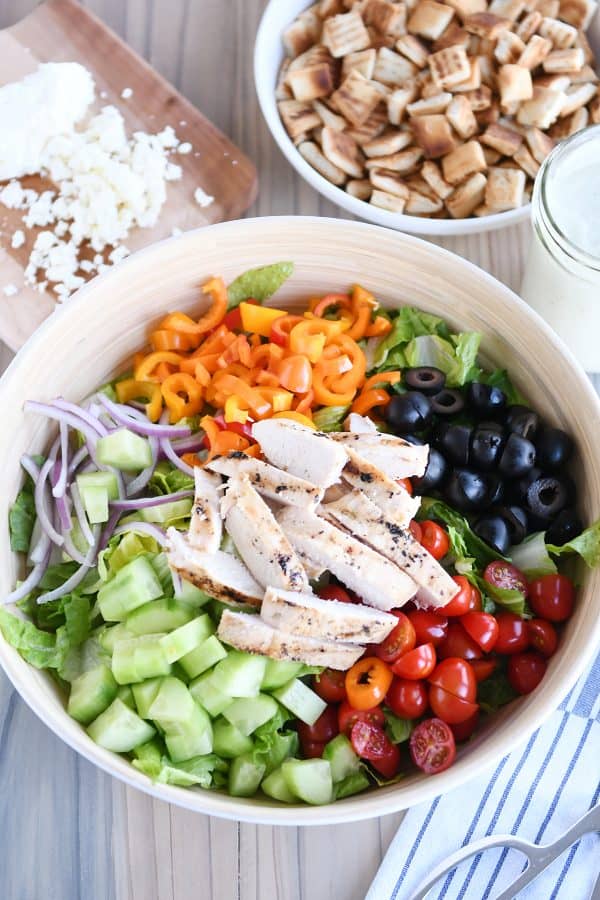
[0,3,596,900]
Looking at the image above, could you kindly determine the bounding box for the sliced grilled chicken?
[329,432,429,479]
[277,505,417,611]
[222,476,310,592]
[166,528,263,607]
[252,419,347,487]
[187,468,223,553]
[207,452,324,508]
[342,448,420,527]
[344,412,378,434]
[322,490,459,609]
[218,610,364,670]
[261,586,397,644]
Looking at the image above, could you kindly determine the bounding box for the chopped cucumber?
[176,579,211,608]
[62,517,89,562]
[189,670,233,718]
[147,677,196,726]
[67,665,118,724]
[213,651,267,698]
[117,685,136,709]
[148,676,213,762]
[212,718,254,758]
[334,771,370,800]
[228,753,266,798]
[140,499,193,524]
[98,623,134,654]
[282,758,333,806]
[261,767,297,804]
[223,694,278,736]
[98,556,163,621]
[323,734,360,783]
[112,635,171,684]
[273,679,327,726]
[165,717,213,763]
[96,428,153,472]
[261,659,303,691]
[79,484,109,524]
[159,615,214,664]
[87,698,155,752]
[179,635,227,679]
[131,677,163,719]
[126,598,194,635]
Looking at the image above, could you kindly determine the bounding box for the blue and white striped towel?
[367,654,600,900]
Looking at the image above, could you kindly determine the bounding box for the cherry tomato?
[223,298,258,331]
[345,657,393,710]
[375,611,416,664]
[507,652,547,694]
[528,574,575,623]
[386,677,428,719]
[470,658,498,682]
[419,520,450,561]
[450,710,480,742]
[527,619,558,658]
[494,611,530,654]
[398,478,413,496]
[407,610,448,647]
[391,642,436,679]
[443,576,476,616]
[350,720,401,779]
[301,740,326,759]
[297,706,339,745]
[317,584,355,604]
[409,520,423,542]
[468,584,483,612]
[429,658,477,703]
[338,701,385,736]
[438,623,483,661]
[313,668,347,703]
[460,611,499,653]
[409,718,456,774]
[429,684,479,724]
[484,560,528,595]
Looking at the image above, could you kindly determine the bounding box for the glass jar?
[520,125,600,372]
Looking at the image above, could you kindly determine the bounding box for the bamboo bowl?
[1,217,599,825]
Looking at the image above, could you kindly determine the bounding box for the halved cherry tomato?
[386,677,428,719]
[527,619,558,658]
[313,668,347,703]
[409,520,423,542]
[301,740,326,759]
[438,623,483,661]
[391,643,436,679]
[429,658,477,703]
[443,576,476,616]
[429,685,479,724]
[297,706,339,744]
[350,721,400,779]
[494,611,529,654]
[346,657,393,710]
[374,611,416,664]
[528,574,575,623]
[407,610,448,647]
[484,560,528,595]
[460,611,499,653]
[409,718,456,774]
[469,584,483,612]
[450,710,480,742]
[419,520,450,561]
[317,584,355,604]
[507,652,547,694]
[470,658,498,682]
[223,298,258,331]
[338,701,385,736]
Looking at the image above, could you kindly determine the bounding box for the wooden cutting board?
[0,0,258,352]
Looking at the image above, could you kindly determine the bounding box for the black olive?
[402,434,426,446]
[473,515,512,555]
[413,448,448,493]
[444,468,491,511]
[403,367,446,396]
[492,504,528,545]
[386,392,433,434]
[485,473,505,506]
[478,421,505,434]
[510,466,543,503]
[438,424,473,467]
[498,433,536,478]
[430,389,465,416]
[505,405,540,441]
[466,382,507,419]
[534,426,574,471]
[470,427,505,470]
[545,507,583,546]
[527,476,569,520]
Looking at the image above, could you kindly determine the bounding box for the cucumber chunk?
[140,499,193,524]
[323,734,360,783]
[98,556,163,621]
[112,635,172,684]
[79,484,109,524]
[273,679,326,726]
[67,665,118,724]
[212,718,254,758]
[165,718,213,763]
[189,670,233,718]
[159,615,214,664]
[96,428,153,472]
[261,659,304,691]
[117,685,136,709]
[334,771,370,800]
[87,698,155,752]
[213,651,267,698]
[176,579,211,608]
[131,677,163,719]
[77,470,120,500]
[147,676,196,726]
[98,623,134,653]
[148,676,213,762]
[282,758,333,806]
[223,694,278,736]
[228,753,266,798]
[179,635,227,679]
[126,598,194,636]
[261,767,297,803]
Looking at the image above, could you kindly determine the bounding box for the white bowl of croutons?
[255,0,600,235]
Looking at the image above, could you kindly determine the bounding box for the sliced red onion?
[67,445,89,477]
[99,509,123,552]
[52,398,108,436]
[171,434,207,454]
[35,458,64,547]
[2,548,52,606]
[20,454,41,483]
[97,394,191,439]
[111,489,193,511]
[51,422,70,500]
[29,526,51,565]
[125,435,159,498]
[160,437,196,477]
[71,483,95,547]
[55,493,72,533]
[25,401,103,453]
[37,528,100,604]
[112,521,168,545]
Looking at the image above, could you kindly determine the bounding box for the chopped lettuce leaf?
[98,532,160,582]
[372,306,448,369]
[1,593,92,674]
[0,609,63,669]
[404,332,481,387]
[384,710,413,744]
[132,739,228,788]
[547,518,600,569]
[312,405,350,432]
[419,498,501,565]
[480,580,529,617]
[251,706,299,775]
[149,461,194,496]
[227,262,294,309]
[9,482,36,554]
[333,771,371,799]
[477,667,517,714]
[510,532,557,578]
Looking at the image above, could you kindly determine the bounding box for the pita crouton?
[407,92,453,115]
[430,45,472,89]
[370,188,408,211]
[543,48,585,73]
[342,48,378,79]
[446,94,479,137]
[494,31,526,64]
[445,172,487,216]
[481,121,523,154]
[396,34,430,67]
[363,128,413,155]
[322,126,365,176]
[464,12,511,37]
[362,0,408,34]
[407,0,456,40]
[485,166,526,210]
[279,100,323,139]
[559,0,598,27]
[525,126,555,163]
[298,140,347,184]
[346,178,373,199]
[516,10,543,41]
[513,142,540,177]
[388,84,420,123]
[373,47,418,84]
[421,159,454,197]
[364,146,424,172]
[323,10,372,57]
[498,64,533,105]
[332,69,383,124]
[442,139,487,183]
[369,168,412,197]
[538,17,578,49]
[411,114,458,157]
[516,86,566,127]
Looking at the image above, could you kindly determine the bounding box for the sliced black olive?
[413,448,448,493]
[484,473,505,506]
[439,424,472,467]
[444,468,490,511]
[545,507,583,546]
[492,504,528,545]
[470,427,505,470]
[386,392,433,434]
[478,421,505,434]
[534,426,574,471]
[527,476,569,519]
[430,389,465,416]
[510,466,543,503]
[505,405,540,441]
[402,434,425,446]
[498,433,536,478]
[473,515,511,555]
[403,367,446,396]
[466,382,507,419]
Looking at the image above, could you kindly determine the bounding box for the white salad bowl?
[1,217,600,825]
[254,0,600,237]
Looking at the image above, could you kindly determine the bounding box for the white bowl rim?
[2,215,600,826]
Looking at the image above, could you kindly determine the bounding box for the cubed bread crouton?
[322,127,366,176]
[405,188,445,213]
[369,168,412,197]
[362,0,407,34]
[489,0,526,18]
[287,64,337,102]
[484,166,526,210]
[525,126,555,163]
[421,159,454,197]
[370,188,408,211]
[373,47,418,84]
[516,10,542,41]
[538,17,578,49]
[342,48,378,79]
[363,127,413,155]
[346,103,390,142]
[411,114,458,157]
[464,12,511,37]
[396,34,430,67]
[575,29,595,64]
[444,0,488,16]
[346,178,373,199]
[513,143,540,177]
[549,105,587,136]
[388,84,420,123]
[482,146,501,164]
[283,17,319,57]
[332,70,383,124]
[312,99,347,131]
[319,0,346,15]
[433,22,471,50]
[590,94,600,124]
[429,45,472,89]
[465,85,493,109]
[518,35,553,70]
[407,92,453,115]
[481,121,523,154]
[476,100,501,124]
[407,0,455,40]
[279,100,323,139]
[534,74,571,91]
[494,31,526,65]
[450,58,482,92]
[558,0,598,28]
[323,10,371,57]
[543,48,585,72]
[446,94,479,137]
[276,60,293,101]
[298,141,347,184]
[442,139,487,183]
[445,172,487,216]
[364,146,424,171]
[568,65,599,85]
[537,0,561,15]
[498,64,533,105]
[559,83,598,116]
[517,86,566,127]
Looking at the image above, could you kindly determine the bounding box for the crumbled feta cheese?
[121,87,133,99]
[178,142,192,154]
[3,283,18,296]
[0,181,26,209]
[108,245,130,265]
[11,229,25,249]
[194,187,214,208]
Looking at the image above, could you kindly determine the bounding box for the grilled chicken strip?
[207,452,324,508]
[187,468,223,553]
[166,528,263,607]
[222,476,310,592]
[277,505,417,611]
[342,448,420,527]
[329,432,429,479]
[218,610,364,670]
[322,490,459,609]
[261,586,397,644]
[252,419,347,488]
[344,412,378,434]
